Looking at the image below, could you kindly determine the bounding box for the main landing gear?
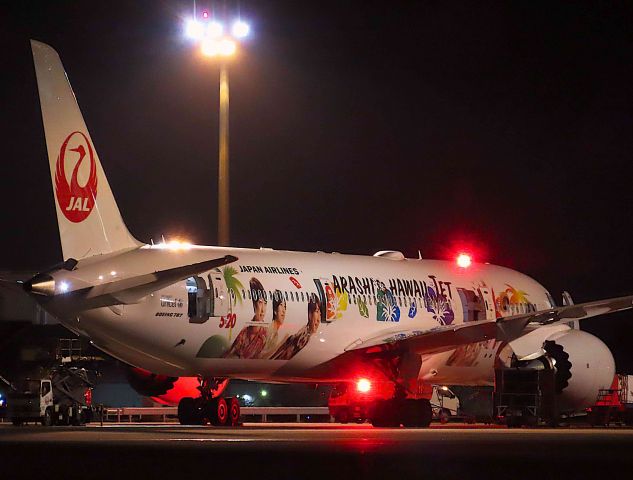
[177,377,241,427]
[371,398,433,428]
[177,396,240,426]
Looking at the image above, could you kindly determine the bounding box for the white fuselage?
[49,245,555,385]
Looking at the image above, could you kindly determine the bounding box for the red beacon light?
[456,253,472,268]
[202,10,209,19]
[356,378,372,393]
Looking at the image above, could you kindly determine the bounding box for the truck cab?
[8,378,54,426]
[7,367,95,427]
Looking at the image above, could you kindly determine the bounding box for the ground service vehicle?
[7,40,633,428]
[587,374,633,426]
[8,367,95,426]
[328,381,460,425]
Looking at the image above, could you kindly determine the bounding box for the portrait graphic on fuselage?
[260,290,286,358]
[270,295,322,360]
[223,277,268,359]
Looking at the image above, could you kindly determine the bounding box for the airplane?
[12,39,633,427]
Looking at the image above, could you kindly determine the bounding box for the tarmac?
[1,423,632,479]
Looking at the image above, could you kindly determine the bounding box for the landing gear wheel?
[506,416,522,428]
[61,409,70,426]
[371,399,400,427]
[338,409,350,424]
[418,399,432,427]
[72,410,85,426]
[208,397,228,426]
[227,397,241,426]
[178,397,195,425]
[402,399,423,427]
[42,408,53,427]
[439,408,451,425]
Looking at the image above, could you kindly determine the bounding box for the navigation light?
[456,253,472,268]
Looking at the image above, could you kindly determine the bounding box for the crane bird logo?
[55,131,97,223]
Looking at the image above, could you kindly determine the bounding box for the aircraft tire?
[42,408,54,427]
[439,408,451,424]
[402,399,423,427]
[208,397,229,426]
[417,399,432,427]
[72,409,85,426]
[338,408,350,424]
[371,399,400,427]
[178,397,195,425]
[506,416,522,428]
[227,397,241,426]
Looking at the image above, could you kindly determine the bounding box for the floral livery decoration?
[222,266,245,340]
[325,284,348,321]
[408,299,417,319]
[357,297,369,318]
[496,285,531,314]
[377,288,400,322]
[424,287,454,325]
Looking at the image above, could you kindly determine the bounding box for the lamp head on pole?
[184,13,250,59]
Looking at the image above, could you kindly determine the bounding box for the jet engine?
[126,367,179,401]
[542,330,615,412]
[126,368,221,405]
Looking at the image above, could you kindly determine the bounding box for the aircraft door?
[479,287,497,320]
[207,271,229,318]
[187,276,211,323]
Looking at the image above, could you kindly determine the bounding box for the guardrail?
[103,406,331,423]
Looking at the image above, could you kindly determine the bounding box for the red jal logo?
[55,131,97,223]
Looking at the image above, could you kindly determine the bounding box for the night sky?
[1,2,632,369]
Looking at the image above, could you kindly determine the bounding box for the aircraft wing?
[346,295,633,357]
[43,255,238,310]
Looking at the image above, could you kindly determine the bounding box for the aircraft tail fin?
[31,40,141,260]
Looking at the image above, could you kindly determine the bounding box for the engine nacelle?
[126,368,228,405]
[126,367,179,399]
[544,330,615,412]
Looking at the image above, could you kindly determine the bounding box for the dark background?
[1,2,632,369]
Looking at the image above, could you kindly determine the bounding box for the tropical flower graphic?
[358,297,369,318]
[377,288,400,323]
[425,287,454,325]
[222,266,244,341]
[408,299,417,319]
[496,284,530,314]
[222,266,244,306]
[325,284,348,321]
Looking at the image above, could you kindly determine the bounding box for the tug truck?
[8,367,95,426]
[328,380,460,425]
